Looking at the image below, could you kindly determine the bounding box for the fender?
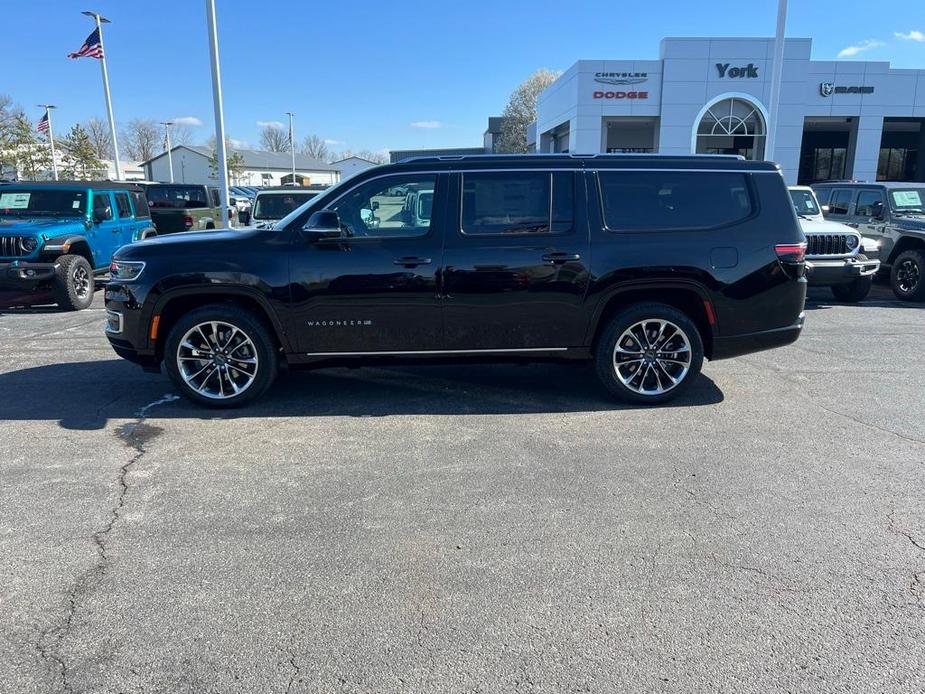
[41,234,90,253]
[138,227,158,241]
[146,283,294,354]
[583,277,715,345]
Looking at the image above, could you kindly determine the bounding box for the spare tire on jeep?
[53,254,94,311]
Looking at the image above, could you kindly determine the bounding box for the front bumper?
[105,284,161,372]
[0,260,58,289]
[805,256,880,286]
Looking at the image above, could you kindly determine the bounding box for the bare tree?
[84,117,114,159]
[335,149,387,164]
[121,118,161,161]
[496,68,562,153]
[169,122,194,146]
[299,134,330,161]
[259,124,290,152]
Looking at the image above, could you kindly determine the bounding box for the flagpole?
[206,0,230,228]
[82,11,122,181]
[38,105,58,180]
[286,111,296,185]
[161,121,174,182]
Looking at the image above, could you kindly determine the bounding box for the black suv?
[105,154,807,407]
[813,182,925,301]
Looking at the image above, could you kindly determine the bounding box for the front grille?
[0,235,28,258]
[806,233,854,257]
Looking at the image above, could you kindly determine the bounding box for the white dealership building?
[535,37,925,185]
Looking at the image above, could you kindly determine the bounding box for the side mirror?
[301,210,343,240]
[94,205,113,223]
[821,204,830,213]
[371,200,380,211]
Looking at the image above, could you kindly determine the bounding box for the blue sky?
[6,0,925,156]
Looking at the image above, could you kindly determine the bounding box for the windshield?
[789,189,820,216]
[253,192,318,220]
[146,185,210,209]
[0,189,87,217]
[889,188,925,212]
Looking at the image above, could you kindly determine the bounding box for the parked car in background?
[229,193,251,225]
[0,182,156,310]
[813,182,925,301]
[105,154,807,408]
[789,186,880,302]
[403,187,434,228]
[143,183,225,234]
[251,187,325,229]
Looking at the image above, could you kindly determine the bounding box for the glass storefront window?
[696,98,766,160]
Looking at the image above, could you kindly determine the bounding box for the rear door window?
[828,189,853,216]
[131,191,150,218]
[598,171,752,231]
[114,192,132,218]
[855,190,885,218]
[460,172,573,235]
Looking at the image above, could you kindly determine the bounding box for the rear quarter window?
[131,191,150,218]
[828,189,853,215]
[598,171,752,231]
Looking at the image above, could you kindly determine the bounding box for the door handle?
[542,252,581,265]
[393,256,432,267]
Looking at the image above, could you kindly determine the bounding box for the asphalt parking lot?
[1,282,924,693]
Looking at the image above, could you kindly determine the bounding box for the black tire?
[164,304,278,408]
[831,257,873,303]
[205,222,216,230]
[52,254,94,311]
[594,303,704,405]
[890,249,925,302]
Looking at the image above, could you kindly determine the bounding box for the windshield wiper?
[894,208,924,216]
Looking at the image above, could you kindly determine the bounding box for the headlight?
[109,260,146,281]
[19,237,38,252]
[845,235,859,249]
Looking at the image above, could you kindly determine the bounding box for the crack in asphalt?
[887,510,925,605]
[33,394,177,694]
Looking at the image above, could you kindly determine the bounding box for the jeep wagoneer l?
[105,154,807,407]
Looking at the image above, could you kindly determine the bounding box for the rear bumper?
[711,313,804,360]
[805,256,880,286]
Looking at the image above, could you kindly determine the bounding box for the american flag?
[37,113,50,134]
[68,28,103,59]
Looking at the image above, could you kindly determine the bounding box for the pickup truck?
[143,183,226,234]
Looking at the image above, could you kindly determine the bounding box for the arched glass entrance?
[696,97,766,160]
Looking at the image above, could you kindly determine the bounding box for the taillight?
[775,242,807,263]
[183,215,194,229]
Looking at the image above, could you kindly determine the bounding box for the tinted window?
[253,192,317,220]
[890,188,925,211]
[114,192,132,218]
[209,188,220,207]
[329,174,437,238]
[461,172,573,235]
[856,190,885,218]
[814,188,831,205]
[131,191,150,218]
[93,192,113,219]
[599,171,751,231]
[828,189,853,215]
[146,185,209,209]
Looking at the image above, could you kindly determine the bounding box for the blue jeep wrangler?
[0,182,157,310]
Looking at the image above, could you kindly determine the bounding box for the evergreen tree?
[61,124,103,180]
[9,112,52,180]
[208,144,245,184]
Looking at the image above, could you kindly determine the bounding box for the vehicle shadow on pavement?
[0,360,724,430]
[804,284,923,311]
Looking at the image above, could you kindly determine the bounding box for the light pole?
[286,111,296,185]
[765,0,788,162]
[205,0,230,227]
[81,11,122,180]
[37,104,58,180]
[160,121,174,182]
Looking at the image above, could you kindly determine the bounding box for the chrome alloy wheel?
[896,258,920,293]
[613,319,692,396]
[72,265,91,298]
[176,321,259,399]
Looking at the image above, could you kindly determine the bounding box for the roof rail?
[397,152,747,164]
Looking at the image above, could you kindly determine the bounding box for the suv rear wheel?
[53,254,94,311]
[891,249,925,302]
[164,305,278,407]
[594,303,704,405]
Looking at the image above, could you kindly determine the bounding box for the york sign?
[716,62,759,78]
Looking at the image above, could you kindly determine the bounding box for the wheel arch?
[150,287,291,361]
[41,235,94,266]
[887,235,925,264]
[587,281,715,359]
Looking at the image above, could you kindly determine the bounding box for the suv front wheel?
[164,305,278,407]
[53,254,94,311]
[594,303,704,405]
[891,249,925,302]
